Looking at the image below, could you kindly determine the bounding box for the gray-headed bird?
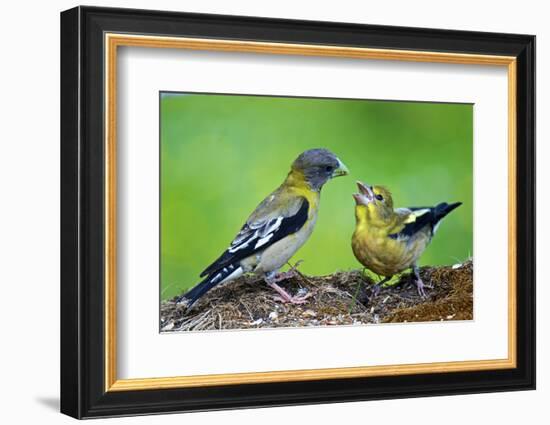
[176,149,349,308]
[351,181,461,297]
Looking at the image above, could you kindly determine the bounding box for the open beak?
[353,181,374,205]
[332,159,349,178]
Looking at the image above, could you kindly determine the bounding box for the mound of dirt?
[160,261,473,332]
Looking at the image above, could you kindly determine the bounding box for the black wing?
[389,202,462,240]
[200,198,310,278]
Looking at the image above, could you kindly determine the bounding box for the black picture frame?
[60,5,535,419]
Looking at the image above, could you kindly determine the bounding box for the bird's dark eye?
[325,165,334,172]
[375,194,384,201]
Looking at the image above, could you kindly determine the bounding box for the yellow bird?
[176,149,349,308]
[351,181,461,297]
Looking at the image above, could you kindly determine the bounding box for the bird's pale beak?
[353,181,374,205]
[332,159,349,178]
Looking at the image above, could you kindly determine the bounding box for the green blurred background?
[160,93,473,300]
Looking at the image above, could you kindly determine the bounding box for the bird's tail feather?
[431,202,462,234]
[176,264,243,308]
[435,202,462,221]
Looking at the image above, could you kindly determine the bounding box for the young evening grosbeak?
[177,149,349,308]
[351,181,461,297]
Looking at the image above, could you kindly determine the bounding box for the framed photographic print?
[60,6,535,419]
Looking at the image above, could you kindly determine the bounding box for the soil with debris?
[161,261,473,332]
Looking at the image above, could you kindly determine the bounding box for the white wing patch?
[228,234,253,253]
[255,234,274,249]
[412,208,430,217]
[399,208,430,224]
[259,217,283,237]
[220,266,243,283]
[228,216,284,253]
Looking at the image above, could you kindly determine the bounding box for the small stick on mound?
[160,261,473,332]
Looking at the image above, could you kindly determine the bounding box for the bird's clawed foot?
[412,265,432,298]
[367,275,390,301]
[414,277,428,298]
[265,263,311,304]
[272,292,313,305]
[267,282,312,304]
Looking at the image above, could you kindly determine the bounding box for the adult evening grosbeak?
[177,149,349,308]
[351,181,461,297]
